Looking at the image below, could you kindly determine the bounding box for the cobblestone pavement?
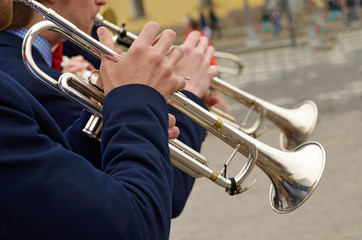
[169,27,362,240]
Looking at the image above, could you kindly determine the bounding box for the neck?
[25,8,64,47]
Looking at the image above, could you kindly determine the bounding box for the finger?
[166,46,184,66]
[196,36,209,51]
[97,27,116,63]
[174,75,186,92]
[95,75,104,89]
[153,29,177,54]
[86,61,96,71]
[70,55,85,61]
[207,65,219,78]
[66,64,85,73]
[168,113,176,128]
[205,96,219,107]
[183,31,201,48]
[64,61,88,72]
[134,22,160,46]
[204,46,215,63]
[151,33,162,46]
[168,126,180,139]
[201,89,219,106]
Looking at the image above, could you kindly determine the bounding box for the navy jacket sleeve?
[0,72,173,240]
[168,91,207,217]
[64,90,208,219]
[63,110,103,168]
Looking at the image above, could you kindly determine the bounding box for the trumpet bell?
[279,100,318,151]
[211,77,319,150]
[267,141,325,213]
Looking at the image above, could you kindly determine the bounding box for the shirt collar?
[6,27,53,67]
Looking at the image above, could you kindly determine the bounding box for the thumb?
[97,27,115,62]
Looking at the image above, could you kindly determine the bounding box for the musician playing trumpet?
[0,0,221,217]
[0,0,222,239]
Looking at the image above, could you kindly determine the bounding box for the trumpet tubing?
[18,0,325,213]
[213,51,243,75]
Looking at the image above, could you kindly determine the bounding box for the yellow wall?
[101,0,265,33]
[212,0,265,18]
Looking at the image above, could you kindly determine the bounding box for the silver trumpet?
[211,77,319,151]
[18,0,325,213]
[94,13,319,151]
[213,51,243,76]
[94,14,243,76]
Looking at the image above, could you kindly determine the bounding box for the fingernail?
[168,129,174,137]
[210,65,218,69]
[97,28,104,40]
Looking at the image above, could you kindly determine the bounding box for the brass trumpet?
[213,51,243,76]
[17,0,325,213]
[93,14,319,150]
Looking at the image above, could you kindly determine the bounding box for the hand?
[201,88,219,106]
[174,31,219,99]
[62,55,95,77]
[97,23,186,101]
[168,113,179,139]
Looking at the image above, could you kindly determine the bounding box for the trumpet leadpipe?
[94,14,137,43]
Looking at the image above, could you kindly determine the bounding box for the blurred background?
[100,0,362,239]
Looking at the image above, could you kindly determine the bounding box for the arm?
[0,76,172,239]
[63,111,102,168]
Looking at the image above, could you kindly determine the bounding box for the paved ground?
[169,26,362,240]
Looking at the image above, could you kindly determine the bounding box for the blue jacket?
[0,31,83,131]
[0,30,207,217]
[0,71,174,239]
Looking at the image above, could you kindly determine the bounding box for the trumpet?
[93,14,319,150]
[211,77,319,150]
[213,51,243,76]
[18,0,325,213]
[93,14,244,76]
